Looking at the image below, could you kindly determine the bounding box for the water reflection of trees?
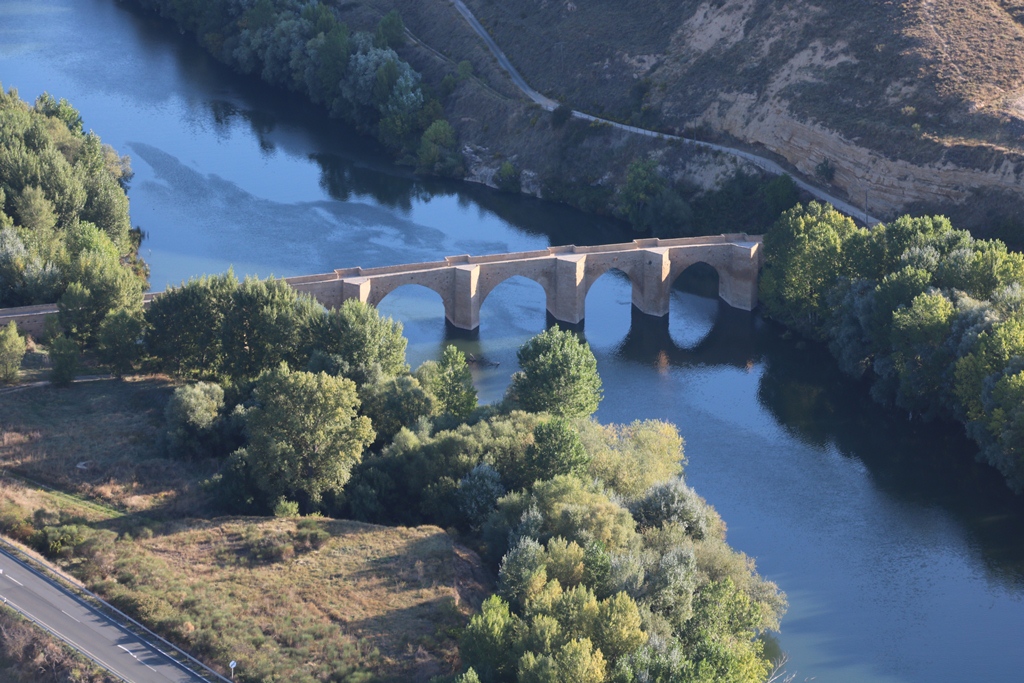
[755,324,1024,585]
[613,285,1024,587]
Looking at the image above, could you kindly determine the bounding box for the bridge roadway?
[0,234,762,337]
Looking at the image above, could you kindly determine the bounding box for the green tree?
[416,345,477,419]
[461,595,523,682]
[507,326,603,418]
[577,419,684,499]
[0,321,26,383]
[48,335,79,387]
[221,277,322,380]
[34,93,82,133]
[146,272,238,378]
[96,308,145,378]
[375,10,405,48]
[58,245,145,345]
[499,537,549,611]
[417,119,463,177]
[760,202,861,339]
[955,315,1024,421]
[890,291,957,418]
[617,159,691,235]
[358,374,435,444]
[553,638,607,683]
[310,299,407,385]
[518,418,590,488]
[236,365,374,507]
[619,159,663,232]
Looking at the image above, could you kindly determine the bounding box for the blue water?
[3,1,1024,680]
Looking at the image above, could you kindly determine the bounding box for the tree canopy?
[234,365,374,507]
[507,326,603,418]
[0,88,144,317]
[762,202,1024,491]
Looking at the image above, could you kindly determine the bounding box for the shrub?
[0,320,26,383]
[48,335,79,387]
[494,161,522,193]
[551,104,573,128]
[165,382,226,459]
[273,498,300,517]
[630,478,715,540]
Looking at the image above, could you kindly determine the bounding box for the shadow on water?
[755,322,1024,587]
[611,269,1024,589]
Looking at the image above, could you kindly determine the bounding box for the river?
[3,1,1024,681]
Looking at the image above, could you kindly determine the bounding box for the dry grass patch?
[0,476,485,682]
[0,376,215,515]
[0,604,117,682]
[132,518,473,681]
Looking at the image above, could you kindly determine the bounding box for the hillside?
[355,0,1024,239]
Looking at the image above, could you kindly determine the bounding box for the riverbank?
[5,5,1024,680]
[122,0,803,238]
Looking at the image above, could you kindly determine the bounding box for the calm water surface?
[3,1,1024,681]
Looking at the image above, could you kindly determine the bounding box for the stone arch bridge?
[287,233,762,329]
[0,234,762,336]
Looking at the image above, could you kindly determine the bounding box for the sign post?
[229,661,236,679]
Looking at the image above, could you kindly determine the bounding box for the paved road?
[448,0,882,225]
[0,548,209,683]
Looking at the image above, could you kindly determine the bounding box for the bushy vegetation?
[122,269,786,680]
[0,604,116,682]
[0,88,145,316]
[0,320,25,382]
[613,158,800,238]
[3,258,785,681]
[761,202,1024,491]
[127,0,461,169]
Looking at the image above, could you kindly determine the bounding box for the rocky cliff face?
[700,95,1024,219]
[459,0,1024,234]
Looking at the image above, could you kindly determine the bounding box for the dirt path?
[448,0,883,225]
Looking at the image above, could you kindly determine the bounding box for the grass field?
[0,379,486,682]
[0,376,213,515]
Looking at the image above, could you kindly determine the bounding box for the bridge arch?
[368,276,456,326]
[667,259,723,297]
[365,274,451,309]
[479,275,550,335]
[581,266,638,345]
[477,260,554,309]
[666,245,759,312]
[581,260,645,302]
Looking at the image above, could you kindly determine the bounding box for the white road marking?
[60,609,81,623]
[5,575,24,586]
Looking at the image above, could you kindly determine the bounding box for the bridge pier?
[716,250,760,311]
[633,248,672,317]
[340,277,371,304]
[548,254,587,325]
[450,265,481,330]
